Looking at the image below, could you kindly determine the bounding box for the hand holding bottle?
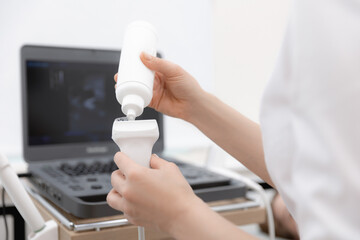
[115,52,207,122]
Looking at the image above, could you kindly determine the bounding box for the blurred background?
[0,0,291,158]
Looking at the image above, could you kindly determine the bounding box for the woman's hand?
[114,52,206,121]
[106,153,201,233]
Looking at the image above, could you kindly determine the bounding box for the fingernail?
[153,154,159,158]
[142,52,153,61]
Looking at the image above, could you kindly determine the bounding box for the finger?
[148,76,161,109]
[140,52,182,78]
[114,73,118,82]
[153,72,162,91]
[114,152,141,176]
[149,154,169,169]
[107,188,124,211]
[111,169,126,193]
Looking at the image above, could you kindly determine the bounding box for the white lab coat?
[260,0,360,239]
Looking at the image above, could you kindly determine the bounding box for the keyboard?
[30,157,247,218]
[57,159,231,190]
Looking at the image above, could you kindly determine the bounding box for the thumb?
[140,52,182,78]
[149,154,168,169]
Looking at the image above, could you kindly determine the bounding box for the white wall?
[0,0,214,156]
[213,0,291,122]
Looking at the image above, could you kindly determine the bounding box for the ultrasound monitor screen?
[26,60,156,146]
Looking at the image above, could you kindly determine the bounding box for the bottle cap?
[121,94,144,120]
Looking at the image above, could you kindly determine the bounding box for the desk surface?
[33,196,266,240]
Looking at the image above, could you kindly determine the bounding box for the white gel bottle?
[116,21,158,120]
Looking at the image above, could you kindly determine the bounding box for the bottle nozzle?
[121,94,144,120]
[126,109,136,121]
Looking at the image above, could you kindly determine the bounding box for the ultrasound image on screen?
[26,60,157,146]
[68,74,108,134]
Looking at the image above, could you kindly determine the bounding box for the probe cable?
[208,167,275,240]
